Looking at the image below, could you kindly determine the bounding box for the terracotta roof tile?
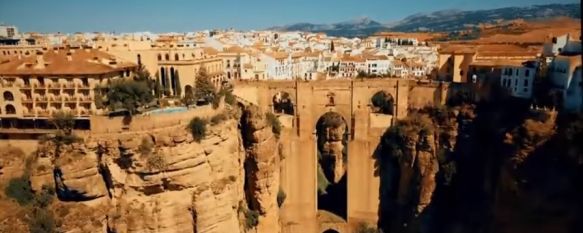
[0,49,136,75]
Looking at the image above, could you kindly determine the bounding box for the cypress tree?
[154,75,162,98]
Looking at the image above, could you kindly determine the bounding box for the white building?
[365,56,390,76]
[0,25,18,38]
[500,63,537,99]
[549,55,583,112]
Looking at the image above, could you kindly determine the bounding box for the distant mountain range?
[268,3,581,37]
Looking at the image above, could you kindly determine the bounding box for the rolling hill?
[268,3,581,37]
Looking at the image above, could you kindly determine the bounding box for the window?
[525,69,530,77]
[157,54,161,61]
[515,69,519,76]
[524,79,529,87]
[5,104,16,114]
[3,91,14,101]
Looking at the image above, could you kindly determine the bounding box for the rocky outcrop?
[20,114,247,233]
[54,144,109,201]
[101,119,245,233]
[318,122,347,184]
[240,106,281,233]
[379,106,475,231]
[392,116,439,215]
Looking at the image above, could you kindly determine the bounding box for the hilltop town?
[0,6,582,233]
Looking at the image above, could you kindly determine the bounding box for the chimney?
[66,52,72,61]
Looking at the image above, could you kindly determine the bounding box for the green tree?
[194,68,216,102]
[357,71,369,78]
[330,40,335,52]
[106,79,154,114]
[134,64,151,82]
[50,111,75,135]
[154,75,162,98]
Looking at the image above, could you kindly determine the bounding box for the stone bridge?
[233,79,450,233]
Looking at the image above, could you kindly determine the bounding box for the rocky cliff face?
[240,106,281,233]
[378,105,475,232]
[25,117,247,233]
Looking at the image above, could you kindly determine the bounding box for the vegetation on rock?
[355,222,380,233]
[188,117,208,142]
[265,112,282,138]
[210,112,228,125]
[277,188,286,208]
[5,176,34,206]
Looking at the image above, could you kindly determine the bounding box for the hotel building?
[0,46,136,131]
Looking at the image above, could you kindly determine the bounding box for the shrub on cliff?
[224,90,236,106]
[5,176,34,206]
[244,209,259,230]
[210,112,228,125]
[146,153,167,171]
[188,117,208,142]
[138,137,154,155]
[277,188,287,208]
[355,222,380,233]
[266,112,282,137]
[382,113,434,159]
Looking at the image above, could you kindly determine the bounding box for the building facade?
[0,47,136,130]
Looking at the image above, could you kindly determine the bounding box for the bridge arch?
[316,111,349,220]
[371,90,395,115]
[272,91,294,115]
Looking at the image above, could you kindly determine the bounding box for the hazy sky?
[0,0,578,33]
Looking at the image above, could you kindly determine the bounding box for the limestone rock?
[55,148,108,200]
[241,106,281,233]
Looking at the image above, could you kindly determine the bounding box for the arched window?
[165,53,170,61]
[175,53,179,61]
[3,91,14,101]
[157,54,161,61]
[5,104,16,114]
[371,91,394,115]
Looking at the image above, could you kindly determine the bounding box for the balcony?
[62,83,76,89]
[79,96,93,103]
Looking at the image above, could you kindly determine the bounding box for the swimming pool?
[143,107,188,115]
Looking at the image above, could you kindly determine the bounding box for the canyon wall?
[240,105,281,233]
[2,113,251,233]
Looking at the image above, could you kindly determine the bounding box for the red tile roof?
[0,49,136,76]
